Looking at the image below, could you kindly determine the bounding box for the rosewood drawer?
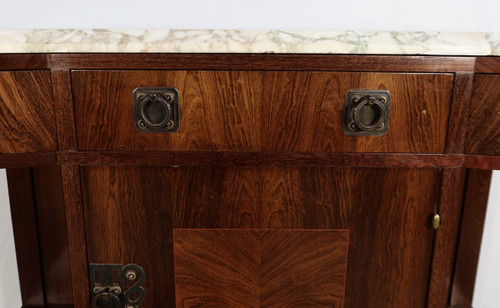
[0,70,56,153]
[72,70,454,153]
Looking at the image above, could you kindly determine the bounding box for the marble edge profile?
[0,29,498,55]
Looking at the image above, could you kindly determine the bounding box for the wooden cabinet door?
[81,166,440,308]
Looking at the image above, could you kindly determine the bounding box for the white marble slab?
[0,30,499,55]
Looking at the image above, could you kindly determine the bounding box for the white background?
[0,0,499,31]
[0,1,499,307]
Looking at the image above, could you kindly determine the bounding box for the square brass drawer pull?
[343,90,391,136]
[133,87,180,133]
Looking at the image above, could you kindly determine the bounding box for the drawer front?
[0,71,57,153]
[73,70,453,153]
[466,74,500,155]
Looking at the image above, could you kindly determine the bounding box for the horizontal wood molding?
[0,153,56,168]
[474,56,500,73]
[22,305,74,308]
[464,155,500,169]
[0,54,48,70]
[49,53,475,72]
[0,151,497,169]
[58,151,464,167]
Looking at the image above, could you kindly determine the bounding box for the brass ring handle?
[138,93,173,128]
[353,96,386,131]
[343,90,391,136]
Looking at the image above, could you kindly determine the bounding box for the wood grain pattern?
[60,165,89,308]
[81,166,176,308]
[0,70,57,153]
[51,70,78,150]
[57,151,464,168]
[81,166,440,307]
[0,54,48,70]
[32,166,74,305]
[445,73,474,153]
[0,152,56,168]
[344,168,440,308]
[174,229,348,308]
[465,74,500,155]
[49,53,475,72]
[6,168,45,306]
[464,155,500,169]
[474,57,500,73]
[73,70,453,153]
[450,169,492,306]
[427,168,467,308]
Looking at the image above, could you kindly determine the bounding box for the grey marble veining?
[0,30,498,55]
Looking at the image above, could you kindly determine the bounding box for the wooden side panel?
[32,165,74,305]
[450,169,492,306]
[174,229,348,308]
[81,166,440,308]
[0,71,57,153]
[73,70,453,153]
[6,168,45,306]
[466,74,500,155]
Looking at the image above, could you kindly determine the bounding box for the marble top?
[0,30,499,55]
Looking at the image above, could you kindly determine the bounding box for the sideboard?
[1,48,499,308]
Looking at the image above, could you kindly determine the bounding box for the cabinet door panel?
[81,166,440,308]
